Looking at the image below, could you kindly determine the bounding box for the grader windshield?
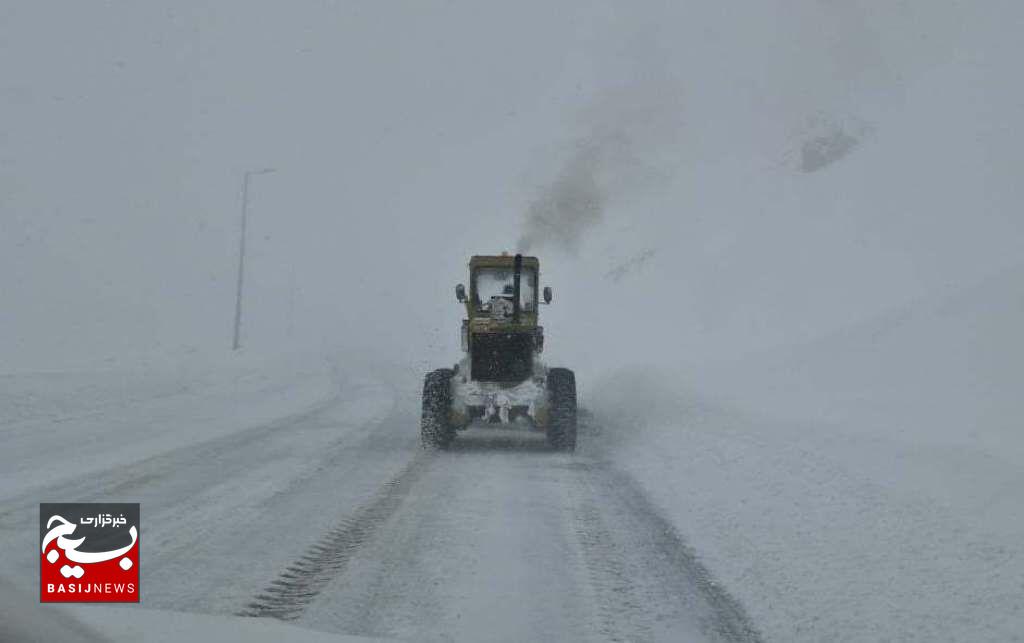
[473,267,537,312]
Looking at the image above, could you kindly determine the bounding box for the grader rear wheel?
[546,367,577,452]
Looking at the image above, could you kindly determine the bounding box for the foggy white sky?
[2,1,1021,375]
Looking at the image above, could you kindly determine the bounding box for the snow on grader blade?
[421,253,577,451]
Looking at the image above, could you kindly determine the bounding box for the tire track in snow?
[570,478,655,642]
[237,453,430,621]
[569,456,763,643]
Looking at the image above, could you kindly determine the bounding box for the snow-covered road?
[0,365,760,642]
[242,426,758,642]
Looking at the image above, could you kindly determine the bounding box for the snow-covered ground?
[0,574,385,643]
[0,350,338,503]
[0,354,757,642]
[0,350,412,641]
[591,264,1024,642]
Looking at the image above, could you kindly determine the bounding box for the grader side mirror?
[455,283,467,302]
[543,286,552,304]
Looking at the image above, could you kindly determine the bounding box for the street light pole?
[232,168,276,351]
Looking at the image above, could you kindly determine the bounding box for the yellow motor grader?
[421,253,577,451]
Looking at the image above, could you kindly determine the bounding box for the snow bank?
[67,605,390,643]
[0,576,388,643]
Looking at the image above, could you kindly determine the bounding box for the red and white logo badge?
[40,503,140,602]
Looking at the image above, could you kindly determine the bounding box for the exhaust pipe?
[512,253,522,323]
